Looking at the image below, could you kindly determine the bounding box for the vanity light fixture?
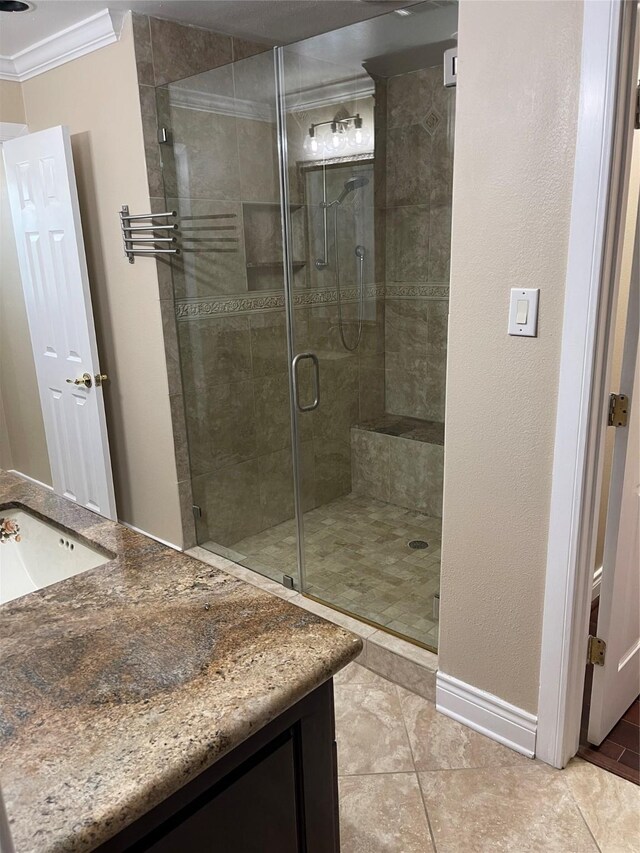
[304,113,370,155]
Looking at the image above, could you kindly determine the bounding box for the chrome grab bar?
[292,352,320,412]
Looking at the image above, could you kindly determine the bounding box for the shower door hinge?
[192,505,202,519]
[587,635,606,666]
[608,393,629,427]
[158,126,171,144]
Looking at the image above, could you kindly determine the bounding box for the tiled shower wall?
[132,14,271,549]
[132,17,385,548]
[381,65,454,423]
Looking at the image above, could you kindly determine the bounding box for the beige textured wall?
[0,159,52,484]
[0,80,53,482]
[15,15,182,544]
[439,0,584,713]
[0,80,25,123]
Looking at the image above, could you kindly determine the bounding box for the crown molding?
[0,122,28,143]
[168,75,375,123]
[0,9,125,83]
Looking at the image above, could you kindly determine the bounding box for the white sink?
[0,506,111,605]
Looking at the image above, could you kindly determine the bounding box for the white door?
[588,195,640,745]
[3,126,116,520]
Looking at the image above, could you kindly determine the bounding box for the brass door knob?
[95,373,109,386]
[66,373,92,388]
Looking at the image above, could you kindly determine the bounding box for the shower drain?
[408,539,429,550]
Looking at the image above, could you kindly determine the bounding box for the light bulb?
[330,130,347,153]
[347,124,371,149]
[303,133,319,155]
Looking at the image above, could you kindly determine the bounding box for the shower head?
[336,175,369,205]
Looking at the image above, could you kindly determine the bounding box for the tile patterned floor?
[335,662,640,853]
[229,492,442,648]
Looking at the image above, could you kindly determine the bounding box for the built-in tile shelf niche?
[243,202,306,292]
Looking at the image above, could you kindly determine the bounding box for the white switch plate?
[508,288,539,337]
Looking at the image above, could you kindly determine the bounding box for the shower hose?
[333,205,365,352]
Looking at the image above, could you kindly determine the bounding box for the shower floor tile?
[228,492,441,649]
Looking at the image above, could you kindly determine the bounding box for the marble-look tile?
[131,14,153,86]
[237,118,280,203]
[388,437,444,517]
[253,372,293,455]
[179,315,252,387]
[387,66,438,129]
[334,684,414,775]
[430,123,455,209]
[398,687,528,771]
[419,764,600,853]
[365,640,436,701]
[193,461,262,547]
[351,429,390,502]
[339,774,434,853]
[149,17,233,86]
[294,596,377,640]
[168,393,190,483]
[171,199,246,299]
[138,84,164,198]
[160,299,182,396]
[386,125,431,207]
[258,447,295,529]
[386,206,430,282]
[232,36,272,62]
[166,102,240,201]
[358,365,385,423]
[178,477,196,549]
[249,311,289,377]
[333,662,394,689]
[428,202,452,283]
[563,758,640,853]
[313,440,351,506]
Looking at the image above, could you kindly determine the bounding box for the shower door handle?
[292,352,320,412]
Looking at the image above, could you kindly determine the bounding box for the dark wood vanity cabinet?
[96,680,340,853]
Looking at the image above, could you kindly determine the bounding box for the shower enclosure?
[157,1,457,651]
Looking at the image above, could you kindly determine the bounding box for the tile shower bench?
[351,415,444,517]
[0,471,360,853]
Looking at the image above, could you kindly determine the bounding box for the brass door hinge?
[608,393,629,427]
[587,635,606,666]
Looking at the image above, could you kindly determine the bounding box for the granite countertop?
[0,471,361,853]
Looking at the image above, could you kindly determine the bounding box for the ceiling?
[0,0,428,57]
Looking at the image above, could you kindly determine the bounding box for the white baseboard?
[7,469,53,492]
[436,671,537,758]
[119,520,182,552]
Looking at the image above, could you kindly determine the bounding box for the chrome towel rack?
[120,205,180,263]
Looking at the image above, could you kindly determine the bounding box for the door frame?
[537,0,639,769]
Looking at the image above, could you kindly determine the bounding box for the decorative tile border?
[175,283,448,320]
[385,283,449,300]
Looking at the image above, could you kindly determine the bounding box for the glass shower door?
[277,0,456,651]
[158,49,300,588]
[277,42,386,610]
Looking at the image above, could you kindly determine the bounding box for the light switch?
[509,288,539,337]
